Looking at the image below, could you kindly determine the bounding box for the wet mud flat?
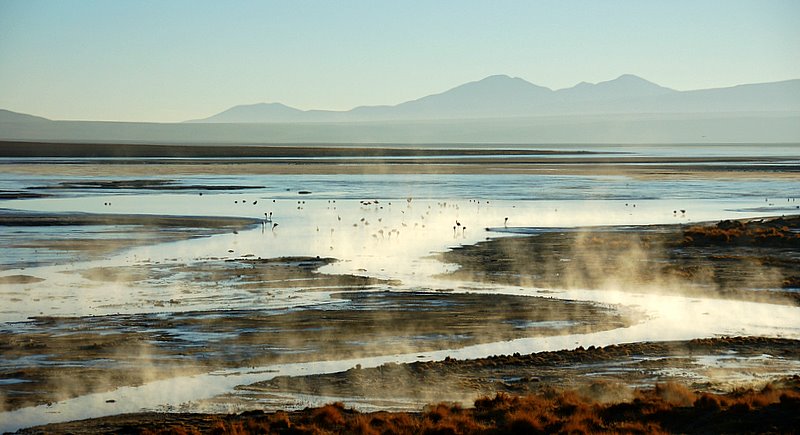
[0,264,629,411]
[31,179,265,192]
[0,178,265,201]
[441,215,800,305]
[72,256,390,293]
[3,211,800,432]
[14,338,800,434]
[0,211,259,230]
[241,336,800,408]
[0,210,261,270]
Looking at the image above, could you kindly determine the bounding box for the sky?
[1,0,798,122]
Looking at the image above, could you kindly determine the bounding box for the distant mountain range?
[185,74,800,123]
[1,75,799,144]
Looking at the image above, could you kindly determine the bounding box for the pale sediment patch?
[0,275,45,285]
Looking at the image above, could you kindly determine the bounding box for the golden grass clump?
[683,218,800,247]
[134,379,800,434]
[311,402,346,428]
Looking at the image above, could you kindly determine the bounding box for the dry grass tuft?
[134,379,800,434]
[654,382,697,407]
[311,402,346,428]
[683,218,800,247]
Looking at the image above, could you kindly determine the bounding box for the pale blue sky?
[1,0,798,122]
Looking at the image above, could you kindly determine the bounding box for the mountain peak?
[463,74,536,87]
[187,102,304,123]
[614,73,647,82]
[478,74,528,84]
[604,74,670,89]
[482,74,512,80]
[450,74,550,95]
[476,74,542,88]
[240,102,297,110]
[387,74,552,118]
[558,74,676,99]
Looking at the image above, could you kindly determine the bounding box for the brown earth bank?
[243,337,800,403]
[12,338,800,434]
[440,215,800,306]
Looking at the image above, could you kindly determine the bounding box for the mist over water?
[1,144,800,432]
[2,191,794,320]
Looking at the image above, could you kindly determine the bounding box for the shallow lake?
[1,144,800,432]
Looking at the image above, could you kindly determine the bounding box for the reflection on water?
[2,284,798,433]
[1,146,800,432]
[2,193,795,322]
[2,165,799,328]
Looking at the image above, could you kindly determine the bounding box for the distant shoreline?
[2,140,800,178]
[1,140,799,159]
[0,140,601,158]
[1,140,797,159]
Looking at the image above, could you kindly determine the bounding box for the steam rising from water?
[2,168,800,432]
[1,192,789,321]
